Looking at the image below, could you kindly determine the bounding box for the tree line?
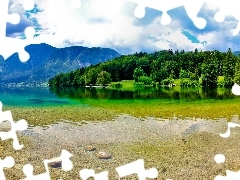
[48,48,240,87]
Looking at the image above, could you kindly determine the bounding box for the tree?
[201,51,218,87]
[179,69,189,79]
[223,48,237,87]
[151,68,167,84]
[96,71,112,86]
[133,67,145,82]
[48,48,235,88]
[234,56,240,85]
[72,70,82,86]
[138,76,152,85]
[136,56,150,76]
[86,68,100,85]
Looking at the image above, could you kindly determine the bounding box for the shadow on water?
[27,98,70,105]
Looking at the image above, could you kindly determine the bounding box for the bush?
[217,78,225,87]
[180,79,200,87]
[179,69,189,79]
[180,79,190,87]
[152,82,157,87]
[111,82,122,88]
[161,78,174,86]
[96,71,112,86]
[189,72,199,81]
[138,76,153,85]
[189,80,200,87]
[134,82,145,85]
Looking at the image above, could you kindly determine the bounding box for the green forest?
[48,48,240,88]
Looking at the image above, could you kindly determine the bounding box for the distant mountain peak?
[233,51,240,56]
[0,44,121,85]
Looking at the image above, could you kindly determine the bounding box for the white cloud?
[31,0,204,53]
[143,17,206,51]
[149,30,205,51]
[7,0,240,54]
[30,0,144,51]
[8,0,26,14]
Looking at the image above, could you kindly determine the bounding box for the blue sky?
[6,0,240,54]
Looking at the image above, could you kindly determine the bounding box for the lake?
[1,86,240,179]
[1,85,240,124]
[0,85,238,106]
[1,85,240,116]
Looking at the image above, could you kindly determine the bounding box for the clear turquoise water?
[0,86,79,107]
[0,86,239,107]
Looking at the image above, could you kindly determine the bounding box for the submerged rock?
[85,145,96,151]
[97,151,112,159]
[49,160,62,168]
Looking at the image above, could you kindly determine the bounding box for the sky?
[6,0,240,55]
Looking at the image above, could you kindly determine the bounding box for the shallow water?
[1,114,240,179]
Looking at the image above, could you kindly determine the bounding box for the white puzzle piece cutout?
[0,0,35,62]
[22,149,73,180]
[0,156,15,180]
[80,169,109,180]
[0,101,28,150]
[116,159,158,180]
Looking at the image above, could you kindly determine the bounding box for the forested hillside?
[48,48,240,87]
[0,43,120,85]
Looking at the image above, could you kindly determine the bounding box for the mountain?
[233,51,240,56]
[0,43,121,85]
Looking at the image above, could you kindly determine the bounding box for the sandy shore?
[1,113,240,179]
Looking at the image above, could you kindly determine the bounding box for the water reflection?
[0,86,74,106]
[49,86,237,101]
[0,86,237,107]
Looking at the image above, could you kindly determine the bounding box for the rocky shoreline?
[1,114,240,179]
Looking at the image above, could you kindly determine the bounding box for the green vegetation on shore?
[49,48,240,88]
[109,77,225,91]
